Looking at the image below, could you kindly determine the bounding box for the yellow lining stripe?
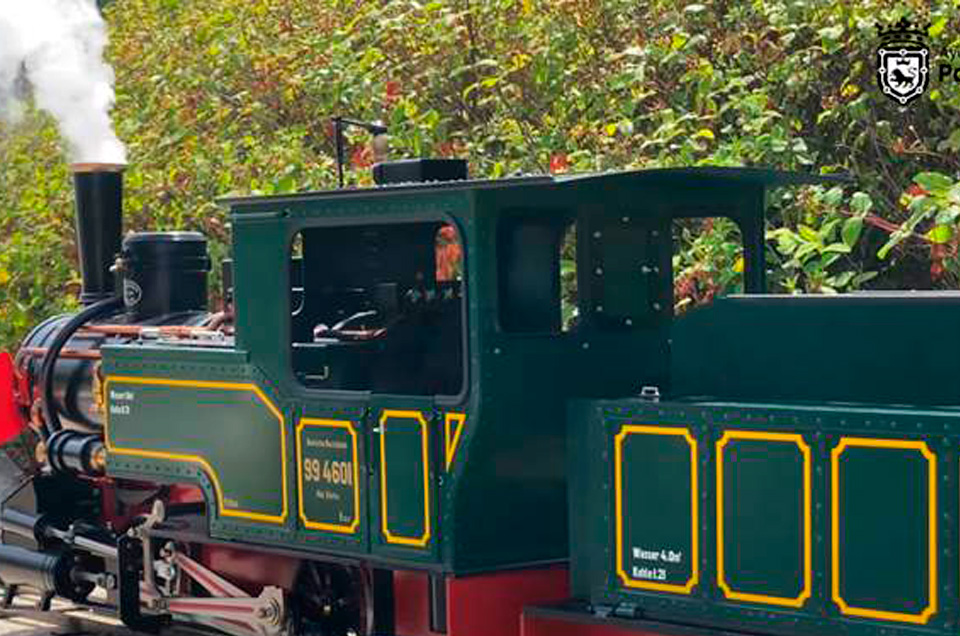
[444,412,466,470]
[296,418,361,534]
[716,430,811,608]
[104,376,288,524]
[830,437,937,624]
[614,425,699,594]
[379,410,431,548]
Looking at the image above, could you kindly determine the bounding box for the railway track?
[0,594,202,636]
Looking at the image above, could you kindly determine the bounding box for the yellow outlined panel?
[104,376,288,525]
[614,424,699,594]
[296,418,361,534]
[444,412,466,470]
[379,409,432,548]
[831,437,937,624]
[716,430,811,608]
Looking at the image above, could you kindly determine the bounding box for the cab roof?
[218,166,850,211]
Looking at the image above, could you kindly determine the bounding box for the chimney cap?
[69,162,126,174]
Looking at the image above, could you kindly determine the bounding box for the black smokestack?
[70,163,124,305]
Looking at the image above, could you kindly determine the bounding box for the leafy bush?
[0,0,958,349]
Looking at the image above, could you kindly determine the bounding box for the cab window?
[673,217,744,314]
[497,215,577,333]
[290,221,465,396]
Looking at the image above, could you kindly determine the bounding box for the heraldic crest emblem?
[877,17,931,106]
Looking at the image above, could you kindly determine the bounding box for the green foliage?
[674,217,744,312]
[1,0,959,348]
[765,186,879,294]
[560,225,578,329]
[0,115,81,345]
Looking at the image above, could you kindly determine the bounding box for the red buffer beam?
[0,353,26,444]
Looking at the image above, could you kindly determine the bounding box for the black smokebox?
[70,163,124,305]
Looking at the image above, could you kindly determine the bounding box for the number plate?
[296,419,360,534]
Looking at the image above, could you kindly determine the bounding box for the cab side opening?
[290,221,465,396]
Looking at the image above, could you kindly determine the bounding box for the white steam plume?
[0,0,126,164]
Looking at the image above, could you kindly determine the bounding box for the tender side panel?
[831,437,936,624]
[105,376,287,524]
[614,425,698,594]
[575,401,949,636]
[716,431,810,608]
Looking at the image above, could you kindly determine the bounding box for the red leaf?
[436,224,462,281]
[438,225,458,242]
[351,145,373,169]
[438,142,456,157]
[931,260,945,280]
[550,153,569,173]
[385,80,402,106]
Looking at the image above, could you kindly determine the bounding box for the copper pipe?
[77,324,223,338]
[19,347,102,361]
[75,324,142,336]
[155,325,219,338]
